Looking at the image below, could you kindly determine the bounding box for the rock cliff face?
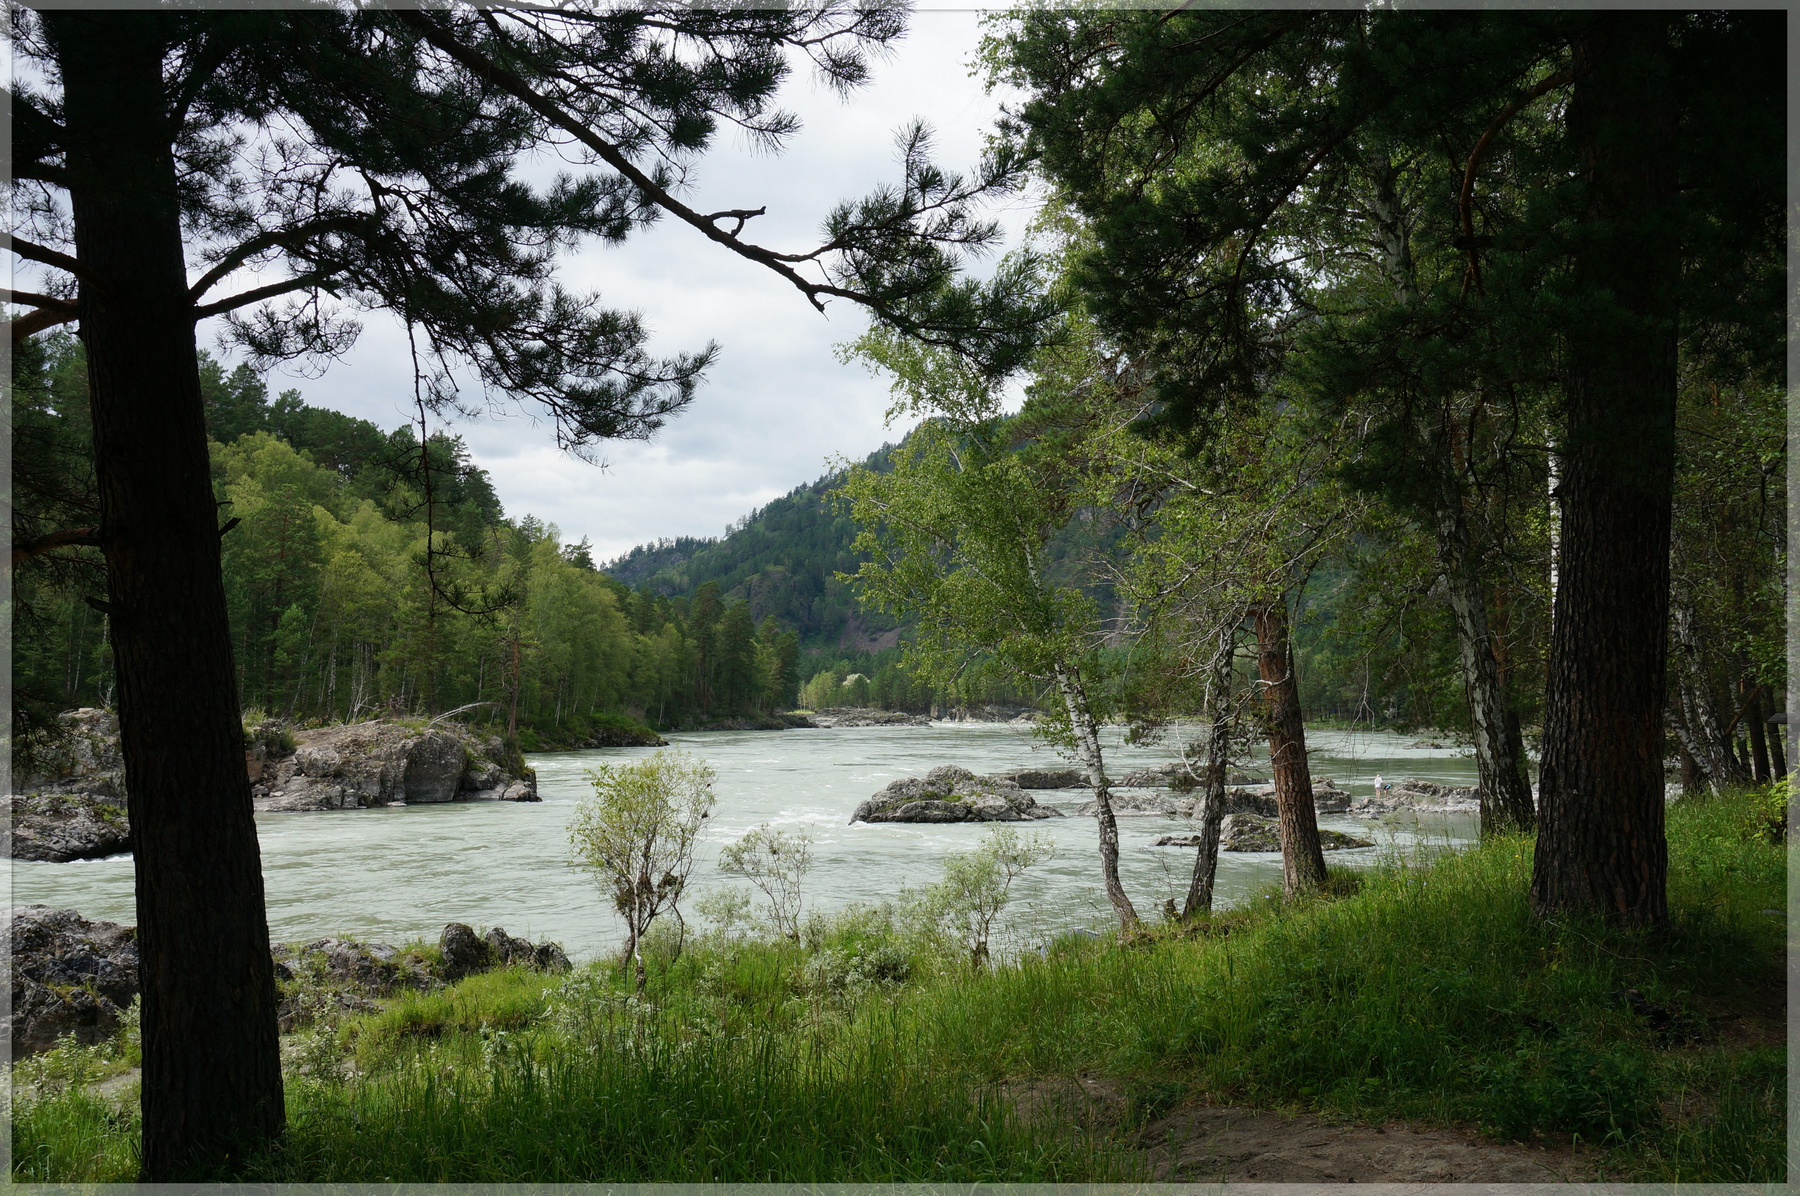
[256,721,537,811]
[851,765,1065,824]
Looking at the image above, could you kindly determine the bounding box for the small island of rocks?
[850,765,1066,824]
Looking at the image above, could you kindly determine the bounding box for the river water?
[6,724,1479,962]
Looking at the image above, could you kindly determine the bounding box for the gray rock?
[255,719,534,812]
[481,926,570,973]
[1218,813,1375,853]
[1075,791,1194,817]
[402,731,466,803]
[462,758,503,792]
[438,922,492,982]
[8,905,139,1056]
[808,707,933,728]
[7,793,131,861]
[1116,762,1199,789]
[851,767,1063,824]
[1001,767,1086,789]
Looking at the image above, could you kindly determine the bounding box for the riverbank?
[13,785,1784,1182]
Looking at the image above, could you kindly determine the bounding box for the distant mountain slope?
[604,446,902,650]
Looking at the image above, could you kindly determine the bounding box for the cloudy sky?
[210,10,1031,566]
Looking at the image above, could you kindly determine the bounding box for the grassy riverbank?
[13,786,1786,1182]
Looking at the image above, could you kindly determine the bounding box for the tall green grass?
[12,786,1785,1182]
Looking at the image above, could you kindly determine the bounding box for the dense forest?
[13,333,814,747]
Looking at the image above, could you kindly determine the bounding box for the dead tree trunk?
[50,12,285,1177]
[1253,599,1327,895]
[1054,661,1139,929]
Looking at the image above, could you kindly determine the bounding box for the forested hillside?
[13,335,806,745]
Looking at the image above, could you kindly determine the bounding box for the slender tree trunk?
[1053,662,1138,928]
[1252,599,1327,894]
[1182,643,1234,918]
[1434,489,1537,833]
[49,13,284,1177]
[1668,593,1745,793]
[1531,14,1678,927]
[1769,714,1787,779]
[1744,682,1771,784]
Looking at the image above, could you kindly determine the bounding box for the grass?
[12,785,1786,1182]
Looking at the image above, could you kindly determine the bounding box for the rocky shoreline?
[6,904,571,1056]
[10,711,545,860]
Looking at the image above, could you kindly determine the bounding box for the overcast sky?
[208,10,1029,566]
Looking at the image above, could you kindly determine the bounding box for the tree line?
[13,334,807,746]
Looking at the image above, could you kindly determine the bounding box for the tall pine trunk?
[51,13,286,1177]
[1434,485,1537,833]
[1530,14,1678,927]
[1253,599,1327,894]
[1054,662,1138,928]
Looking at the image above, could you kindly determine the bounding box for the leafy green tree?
[569,750,717,992]
[928,826,1054,967]
[993,9,1781,924]
[718,824,815,942]
[840,369,1140,927]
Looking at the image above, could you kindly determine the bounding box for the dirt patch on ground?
[1009,1073,1592,1182]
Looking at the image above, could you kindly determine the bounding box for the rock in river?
[851,765,1065,824]
[7,793,131,861]
[1160,813,1377,853]
[256,719,539,812]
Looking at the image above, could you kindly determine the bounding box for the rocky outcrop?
[851,765,1065,824]
[9,905,576,1050]
[1350,777,1479,813]
[15,708,125,798]
[438,922,571,981]
[256,720,538,812]
[7,793,132,861]
[1153,814,1375,853]
[809,707,933,728]
[7,906,139,1057]
[999,767,1087,789]
[1073,782,1352,819]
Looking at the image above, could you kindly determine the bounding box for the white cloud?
[234,12,1025,564]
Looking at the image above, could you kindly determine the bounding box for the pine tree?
[10,7,1049,1176]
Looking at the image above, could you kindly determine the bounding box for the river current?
[7,724,1479,962]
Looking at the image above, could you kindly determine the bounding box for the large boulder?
[1076,791,1193,817]
[850,765,1064,824]
[809,707,933,728]
[8,906,139,1056]
[7,793,131,861]
[255,720,537,811]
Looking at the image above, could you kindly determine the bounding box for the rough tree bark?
[49,13,286,1178]
[1054,662,1139,928]
[1530,13,1678,927]
[1253,599,1327,894]
[51,14,288,1181]
[1435,489,1538,833]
